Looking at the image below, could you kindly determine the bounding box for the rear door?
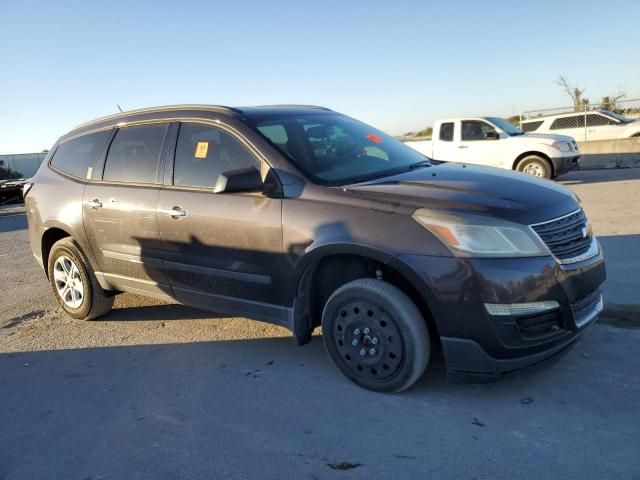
[549,114,586,141]
[157,121,287,323]
[431,121,458,161]
[83,122,173,298]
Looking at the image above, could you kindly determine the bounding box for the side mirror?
[214,166,263,193]
[484,130,500,140]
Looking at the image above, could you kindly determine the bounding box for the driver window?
[461,120,497,141]
[173,123,260,189]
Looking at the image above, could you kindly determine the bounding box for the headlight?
[552,141,572,152]
[412,209,550,258]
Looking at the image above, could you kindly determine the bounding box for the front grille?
[515,311,563,340]
[531,209,592,261]
[571,290,603,327]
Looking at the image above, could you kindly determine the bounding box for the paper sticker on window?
[86,166,93,179]
[366,134,382,144]
[194,141,209,159]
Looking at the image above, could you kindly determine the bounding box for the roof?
[521,109,612,122]
[71,104,334,132]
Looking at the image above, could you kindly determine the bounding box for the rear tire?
[516,155,552,179]
[321,279,430,393]
[47,238,113,320]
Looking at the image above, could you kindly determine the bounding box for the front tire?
[47,238,113,320]
[516,155,552,179]
[321,279,430,393]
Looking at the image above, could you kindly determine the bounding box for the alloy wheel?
[53,255,84,309]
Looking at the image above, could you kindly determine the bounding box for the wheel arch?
[291,244,441,347]
[41,227,72,278]
[512,151,554,176]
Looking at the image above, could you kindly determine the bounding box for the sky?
[1,0,639,154]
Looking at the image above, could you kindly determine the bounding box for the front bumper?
[551,155,579,175]
[396,245,605,382]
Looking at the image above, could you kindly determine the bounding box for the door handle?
[85,199,102,209]
[160,206,188,218]
[457,145,468,149]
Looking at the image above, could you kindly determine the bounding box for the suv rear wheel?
[47,238,113,320]
[516,155,552,179]
[321,278,430,392]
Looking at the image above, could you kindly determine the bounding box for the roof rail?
[248,104,333,111]
[70,104,242,131]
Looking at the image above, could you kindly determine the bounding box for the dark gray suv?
[25,105,606,392]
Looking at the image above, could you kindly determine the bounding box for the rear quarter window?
[521,120,543,132]
[550,116,584,129]
[50,130,111,179]
[439,122,454,141]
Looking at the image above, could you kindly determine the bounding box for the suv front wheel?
[47,238,114,320]
[321,278,430,392]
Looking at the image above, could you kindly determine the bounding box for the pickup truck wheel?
[321,279,430,393]
[516,155,552,179]
[47,238,114,320]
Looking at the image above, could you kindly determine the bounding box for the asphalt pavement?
[1,169,639,480]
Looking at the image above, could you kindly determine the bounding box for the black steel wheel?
[322,278,430,392]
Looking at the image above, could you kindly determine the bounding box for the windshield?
[601,110,634,124]
[486,117,524,136]
[246,113,431,186]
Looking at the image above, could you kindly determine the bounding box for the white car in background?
[520,110,640,141]
[405,117,579,179]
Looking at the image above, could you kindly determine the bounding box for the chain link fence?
[520,98,640,125]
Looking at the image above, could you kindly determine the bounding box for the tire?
[321,278,430,393]
[516,155,552,179]
[47,237,113,320]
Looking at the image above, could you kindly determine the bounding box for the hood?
[520,132,574,143]
[345,163,579,224]
[623,120,640,132]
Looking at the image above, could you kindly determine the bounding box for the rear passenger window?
[173,123,260,189]
[102,124,168,184]
[439,122,454,141]
[550,115,584,129]
[50,130,111,179]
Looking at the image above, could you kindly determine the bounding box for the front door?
[83,123,172,298]
[585,113,620,141]
[157,122,287,324]
[456,120,503,168]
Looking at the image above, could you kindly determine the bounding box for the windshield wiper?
[408,160,432,170]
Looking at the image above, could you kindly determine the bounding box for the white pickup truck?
[405,117,580,179]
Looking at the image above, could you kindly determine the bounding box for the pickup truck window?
[486,117,524,136]
[439,122,454,141]
[461,120,497,141]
